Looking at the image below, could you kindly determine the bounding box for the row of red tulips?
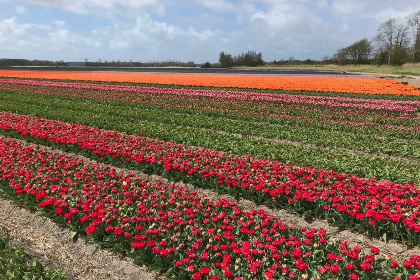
[0,136,419,280]
[0,111,418,244]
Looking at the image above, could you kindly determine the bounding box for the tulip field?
[0,71,419,280]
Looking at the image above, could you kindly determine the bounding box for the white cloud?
[331,0,365,15]
[246,0,326,41]
[0,13,218,61]
[15,6,26,15]
[329,0,420,22]
[109,40,130,50]
[104,13,217,48]
[53,20,65,27]
[33,23,51,30]
[200,0,235,13]
[3,0,420,62]
[0,17,96,59]
[0,17,32,36]
[317,0,328,10]
[26,0,165,16]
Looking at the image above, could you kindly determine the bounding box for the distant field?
[235,64,420,76]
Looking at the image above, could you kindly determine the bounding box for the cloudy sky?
[0,0,419,63]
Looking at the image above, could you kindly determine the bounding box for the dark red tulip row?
[0,111,419,244]
[0,136,419,280]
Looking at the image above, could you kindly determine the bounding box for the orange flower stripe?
[0,70,418,96]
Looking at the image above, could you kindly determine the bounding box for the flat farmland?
[0,70,419,280]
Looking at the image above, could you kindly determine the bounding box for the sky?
[0,0,420,63]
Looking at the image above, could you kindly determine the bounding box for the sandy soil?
[356,72,420,87]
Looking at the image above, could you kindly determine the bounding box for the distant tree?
[186,61,195,67]
[201,62,211,68]
[374,18,410,65]
[0,59,67,67]
[374,51,388,65]
[374,19,397,64]
[219,51,234,68]
[407,11,420,62]
[415,35,420,62]
[242,51,263,66]
[346,39,371,64]
[334,47,349,65]
[389,45,408,65]
[304,58,316,65]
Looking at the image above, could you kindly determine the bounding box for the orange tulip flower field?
[0,69,419,96]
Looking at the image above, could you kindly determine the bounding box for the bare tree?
[407,11,420,61]
[374,18,410,64]
[374,19,397,59]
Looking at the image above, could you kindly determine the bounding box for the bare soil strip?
[0,198,160,280]
[357,72,420,87]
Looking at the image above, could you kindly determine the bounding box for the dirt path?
[0,198,160,280]
[356,72,420,87]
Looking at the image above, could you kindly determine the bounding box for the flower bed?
[0,111,419,245]
[0,136,419,280]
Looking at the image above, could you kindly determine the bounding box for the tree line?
[333,11,420,65]
[218,51,264,68]
[0,59,66,67]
